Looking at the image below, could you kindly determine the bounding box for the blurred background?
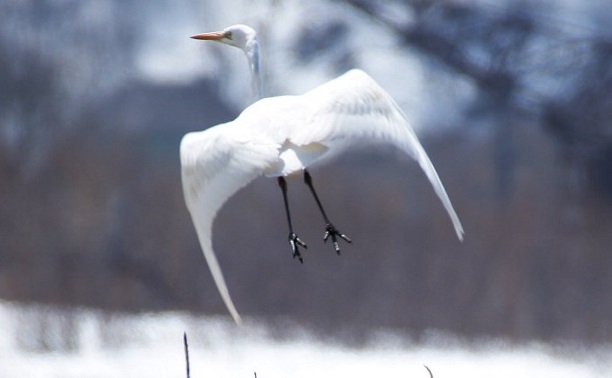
[2,0,612,356]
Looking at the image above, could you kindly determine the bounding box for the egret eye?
[224,31,233,40]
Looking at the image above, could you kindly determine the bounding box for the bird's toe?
[323,223,352,255]
[288,233,307,263]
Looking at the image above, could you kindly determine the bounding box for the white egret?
[191,25,356,258]
[183,25,464,323]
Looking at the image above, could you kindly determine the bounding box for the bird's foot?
[288,233,307,263]
[323,223,352,255]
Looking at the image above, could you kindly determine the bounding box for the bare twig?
[424,365,434,378]
[184,332,191,378]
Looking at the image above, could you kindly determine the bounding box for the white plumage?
[180,69,464,323]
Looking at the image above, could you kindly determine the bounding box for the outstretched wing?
[292,69,465,240]
[180,125,279,323]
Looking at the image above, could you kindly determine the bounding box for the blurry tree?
[343,0,612,201]
[2,0,612,345]
[543,35,612,198]
[0,36,62,177]
[0,0,139,177]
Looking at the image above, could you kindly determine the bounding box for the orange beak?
[190,31,225,41]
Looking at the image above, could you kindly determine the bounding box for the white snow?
[0,300,610,378]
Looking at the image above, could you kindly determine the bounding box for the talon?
[323,223,351,255]
[288,233,307,263]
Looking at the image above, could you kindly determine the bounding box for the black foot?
[323,223,352,255]
[288,233,307,263]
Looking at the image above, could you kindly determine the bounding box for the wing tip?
[215,275,243,325]
[231,310,243,325]
[456,226,465,242]
[450,214,465,242]
[225,299,243,325]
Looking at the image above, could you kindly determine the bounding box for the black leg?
[278,177,307,262]
[303,170,352,254]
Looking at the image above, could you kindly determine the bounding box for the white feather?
[180,69,464,323]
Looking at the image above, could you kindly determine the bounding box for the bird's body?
[185,70,405,177]
[180,69,464,323]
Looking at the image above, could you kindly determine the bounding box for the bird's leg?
[278,177,307,263]
[303,170,352,254]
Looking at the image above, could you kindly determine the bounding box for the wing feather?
[294,70,465,240]
[180,69,463,324]
[180,125,279,323]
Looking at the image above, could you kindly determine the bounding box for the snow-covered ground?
[0,300,610,378]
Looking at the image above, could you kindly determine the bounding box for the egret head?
[191,24,262,99]
[191,24,257,51]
